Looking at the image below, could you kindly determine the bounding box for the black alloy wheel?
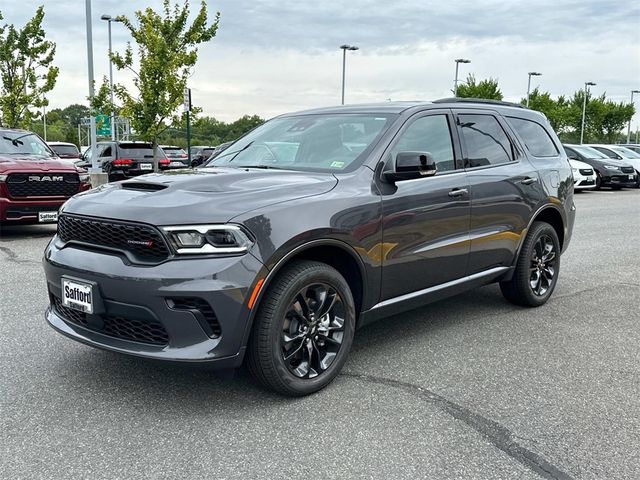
[529,234,557,297]
[281,283,345,379]
[247,260,355,396]
[500,221,560,307]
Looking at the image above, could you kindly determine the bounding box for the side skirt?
[358,266,512,329]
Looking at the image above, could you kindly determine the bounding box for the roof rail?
[433,97,527,109]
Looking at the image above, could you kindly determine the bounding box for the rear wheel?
[500,221,560,307]
[247,260,356,396]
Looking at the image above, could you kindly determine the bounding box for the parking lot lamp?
[453,59,471,96]
[526,72,542,107]
[627,90,640,144]
[340,45,359,105]
[85,0,98,171]
[101,14,122,141]
[580,82,596,144]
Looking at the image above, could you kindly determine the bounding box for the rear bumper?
[43,237,265,365]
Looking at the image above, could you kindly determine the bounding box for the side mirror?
[384,151,437,182]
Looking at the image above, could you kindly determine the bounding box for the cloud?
[2,0,639,126]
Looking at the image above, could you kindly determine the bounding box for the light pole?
[85,0,98,172]
[453,58,470,96]
[580,82,596,144]
[101,14,121,141]
[340,44,358,105]
[627,90,640,144]
[526,72,542,107]
[42,101,47,141]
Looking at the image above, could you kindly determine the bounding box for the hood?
[568,159,593,170]
[582,158,632,169]
[0,154,79,174]
[63,167,338,224]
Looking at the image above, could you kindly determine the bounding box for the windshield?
[210,114,394,172]
[611,146,640,158]
[572,145,608,159]
[0,132,55,157]
[50,144,79,156]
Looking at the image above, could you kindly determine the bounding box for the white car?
[587,144,640,188]
[569,159,597,190]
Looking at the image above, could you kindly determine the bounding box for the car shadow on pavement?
[0,224,57,240]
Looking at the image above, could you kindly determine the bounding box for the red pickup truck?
[0,129,91,224]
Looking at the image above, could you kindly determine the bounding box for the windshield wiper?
[212,141,254,163]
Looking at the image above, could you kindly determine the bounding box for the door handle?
[448,188,468,197]
[520,177,538,185]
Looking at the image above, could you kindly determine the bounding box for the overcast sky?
[4,1,640,126]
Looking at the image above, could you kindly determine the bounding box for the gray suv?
[44,99,575,396]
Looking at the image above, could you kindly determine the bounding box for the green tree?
[0,6,58,128]
[522,88,571,132]
[107,0,220,171]
[456,74,503,100]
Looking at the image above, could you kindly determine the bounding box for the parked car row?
[564,144,640,190]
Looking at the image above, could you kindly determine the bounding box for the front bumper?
[43,237,265,365]
[602,172,637,187]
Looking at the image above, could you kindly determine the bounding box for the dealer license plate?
[170,161,184,167]
[629,175,634,180]
[62,278,94,314]
[39,211,58,223]
[140,163,153,170]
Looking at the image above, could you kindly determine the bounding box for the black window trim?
[453,109,521,172]
[506,115,559,158]
[377,108,465,179]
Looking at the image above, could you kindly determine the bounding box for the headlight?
[79,174,90,183]
[162,224,254,255]
[603,165,620,171]
[0,174,7,182]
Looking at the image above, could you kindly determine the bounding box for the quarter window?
[391,115,456,173]
[458,114,513,167]
[508,117,558,157]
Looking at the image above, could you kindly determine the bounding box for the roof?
[284,98,535,118]
[47,141,77,146]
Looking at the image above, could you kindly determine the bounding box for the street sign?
[96,114,111,136]
[183,87,191,113]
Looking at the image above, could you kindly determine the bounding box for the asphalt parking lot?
[1,189,639,480]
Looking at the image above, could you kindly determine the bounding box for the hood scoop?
[120,182,168,192]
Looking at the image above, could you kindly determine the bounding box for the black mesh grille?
[579,168,593,175]
[168,297,221,338]
[101,315,169,345]
[52,296,168,346]
[57,214,170,262]
[7,173,80,197]
[621,166,635,174]
[53,296,89,326]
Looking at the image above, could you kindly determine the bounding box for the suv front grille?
[579,168,593,175]
[621,166,635,174]
[167,297,222,338]
[52,296,169,346]
[57,214,170,262]
[7,173,80,198]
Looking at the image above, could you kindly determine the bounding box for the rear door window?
[457,114,514,168]
[507,117,558,157]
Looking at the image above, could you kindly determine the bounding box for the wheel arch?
[240,239,369,350]
[510,204,565,272]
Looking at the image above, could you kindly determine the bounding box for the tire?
[594,171,602,190]
[500,221,560,307]
[635,171,640,189]
[246,260,356,396]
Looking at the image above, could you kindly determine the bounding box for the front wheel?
[595,171,602,190]
[247,260,356,396]
[500,221,560,307]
